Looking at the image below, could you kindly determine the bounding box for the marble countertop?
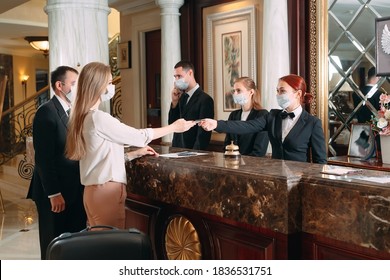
[125,146,390,253]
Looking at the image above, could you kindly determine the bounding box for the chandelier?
[24,36,49,57]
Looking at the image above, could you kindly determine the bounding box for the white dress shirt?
[80,109,154,186]
[241,110,250,121]
[54,95,71,116]
[282,105,303,142]
[184,83,200,103]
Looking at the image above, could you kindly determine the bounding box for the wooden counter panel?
[125,146,390,259]
[125,194,290,259]
[302,233,390,260]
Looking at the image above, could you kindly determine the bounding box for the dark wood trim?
[287,0,307,78]
[181,0,237,87]
[302,232,390,260]
[126,193,293,259]
[181,0,308,89]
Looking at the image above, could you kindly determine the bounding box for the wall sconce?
[24,36,49,57]
[21,75,29,85]
[21,75,29,99]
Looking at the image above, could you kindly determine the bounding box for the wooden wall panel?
[125,195,290,259]
[302,233,390,260]
[180,0,305,88]
[207,220,276,259]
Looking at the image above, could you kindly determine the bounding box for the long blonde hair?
[66,62,111,160]
[234,76,262,110]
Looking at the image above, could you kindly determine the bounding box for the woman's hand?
[126,146,158,161]
[199,118,217,131]
[171,118,197,132]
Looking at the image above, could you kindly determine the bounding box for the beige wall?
[119,7,161,129]
[12,55,49,105]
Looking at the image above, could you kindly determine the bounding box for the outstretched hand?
[199,118,217,131]
[171,118,197,133]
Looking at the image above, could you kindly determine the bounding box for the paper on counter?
[160,151,209,158]
[353,176,390,184]
[321,165,363,176]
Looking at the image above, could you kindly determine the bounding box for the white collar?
[185,83,199,99]
[54,95,71,113]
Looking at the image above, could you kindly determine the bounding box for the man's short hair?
[174,60,194,73]
[50,66,78,91]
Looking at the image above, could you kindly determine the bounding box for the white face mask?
[276,93,291,109]
[232,93,249,105]
[101,84,115,102]
[62,85,76,103]
[175,78,189,91]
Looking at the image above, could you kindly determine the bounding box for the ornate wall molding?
[308,0,328,137]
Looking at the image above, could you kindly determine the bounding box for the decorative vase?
[380,135,390,164]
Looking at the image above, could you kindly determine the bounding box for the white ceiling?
[0,0,143,58]
[0,0,48,57]
[2,0,390,59]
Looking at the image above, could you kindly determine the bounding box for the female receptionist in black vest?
[199,74,327,164]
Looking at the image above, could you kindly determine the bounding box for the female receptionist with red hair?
[200,74,327,164]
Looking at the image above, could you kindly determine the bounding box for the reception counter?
[125,146,390,260]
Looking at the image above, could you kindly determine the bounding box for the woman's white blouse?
[80,109,153,186]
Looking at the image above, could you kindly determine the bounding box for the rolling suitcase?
[46,225,153,260]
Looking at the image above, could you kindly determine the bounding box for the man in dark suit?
[27,66,86,259]
[353,67,383,123]
[168,60,214,150]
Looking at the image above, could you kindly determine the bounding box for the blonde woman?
[66,62,195,229]
[225,77,269,156]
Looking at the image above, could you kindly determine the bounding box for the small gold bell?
[224,141,241,158]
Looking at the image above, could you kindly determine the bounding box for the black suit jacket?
[27,97,83,203]
[224,108,269,156]
[216,108,327,163]
[168,87,214,150]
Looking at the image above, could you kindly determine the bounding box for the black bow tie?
[280,111,295,119]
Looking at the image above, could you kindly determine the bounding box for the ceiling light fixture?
[24,36,49,57]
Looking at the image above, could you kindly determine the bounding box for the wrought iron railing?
[0,87,50,167]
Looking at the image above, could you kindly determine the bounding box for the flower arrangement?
[371,93,390,135]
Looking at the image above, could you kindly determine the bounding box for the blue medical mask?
[101,84,115,102]
[276,93,291,109]
[232,93,248,105]
[175,78,189,91]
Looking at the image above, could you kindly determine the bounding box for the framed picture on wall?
[203,4,257,120]
[222,31,242,112]
[117,41,131,69]
[348,124,376,159]
[375,16,390,76]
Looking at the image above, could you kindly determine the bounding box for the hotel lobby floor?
[0,172,40,260]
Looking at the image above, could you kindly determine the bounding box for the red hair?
[279,74,312,108]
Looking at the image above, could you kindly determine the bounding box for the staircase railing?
[0,86,50,167]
